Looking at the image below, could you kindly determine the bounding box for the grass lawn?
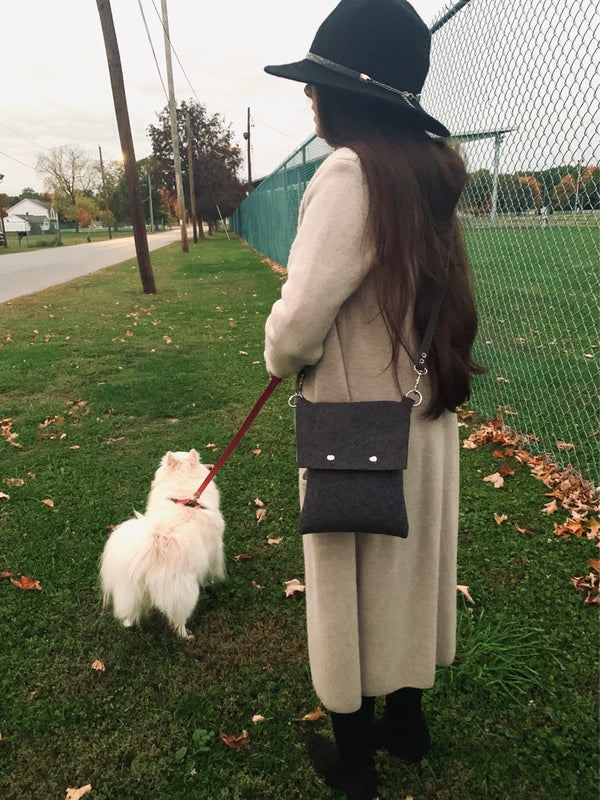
[0,234,598,799]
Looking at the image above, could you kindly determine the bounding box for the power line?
[0,149,35,170]
[252,115,304,142]
[0,121,43,148]
[137,0,169,102]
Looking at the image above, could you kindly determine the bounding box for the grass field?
[465,225,598,482]
[0,234,598,799]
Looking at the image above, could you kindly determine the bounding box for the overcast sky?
[0,0,450,196]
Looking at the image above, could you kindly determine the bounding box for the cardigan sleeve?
[264,149,372,379]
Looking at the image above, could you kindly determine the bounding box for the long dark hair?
[314,85,484,418]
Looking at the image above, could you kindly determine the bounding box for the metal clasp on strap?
[288,370,305,407]
[405,362,427,407]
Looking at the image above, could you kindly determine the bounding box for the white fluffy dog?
[100,449,225,638]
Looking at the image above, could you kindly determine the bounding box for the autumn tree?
[36,146,94,208]
[147,99,245,232]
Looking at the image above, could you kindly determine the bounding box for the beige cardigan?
[265,147,459,713]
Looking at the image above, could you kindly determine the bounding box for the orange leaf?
[252,714,265,724]
[556,440,574,451]
[589,559,600,573]
[0,492,10,501]
[41,498,55,508]
[91,660,106,672]
[493,513,508,525]
[10,575,42,591]
[256,508,267,523]
[302,707,325,722]
[252,448,262,456]
[220,730,250,750]
[254,498,265,508]
[267,536,283,545]
[499,465,515,476]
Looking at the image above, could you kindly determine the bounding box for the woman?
[263,2,483,798]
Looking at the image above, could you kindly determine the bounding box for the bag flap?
[296,397,411,471]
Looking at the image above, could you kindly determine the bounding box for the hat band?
[305,51,421,109]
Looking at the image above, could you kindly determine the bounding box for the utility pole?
[243,106,252,192]
[147,172,155,232]
[98,145,113,240]
[186,113,198,244]
[96,0,156,293]
[161,0,189,252]
[0,173,7,248]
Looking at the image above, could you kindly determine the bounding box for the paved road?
[0,229,184,304]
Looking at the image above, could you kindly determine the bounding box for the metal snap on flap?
[369,456,378,462]
[326,454,335,461]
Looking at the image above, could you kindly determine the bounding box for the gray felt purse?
[290,276,446,538]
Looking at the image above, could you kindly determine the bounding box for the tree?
[36,146,94,208]
[147,99,245,232]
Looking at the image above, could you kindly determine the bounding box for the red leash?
[178,376,282,506]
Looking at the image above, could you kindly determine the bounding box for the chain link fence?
[231,0,599,483]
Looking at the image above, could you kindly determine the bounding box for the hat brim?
[265,59,450,138]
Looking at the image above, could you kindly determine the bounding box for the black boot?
[373,687,430,762]
[307,697,379,800]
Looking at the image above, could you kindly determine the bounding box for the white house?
[3,198,59,233]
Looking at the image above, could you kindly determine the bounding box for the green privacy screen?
[231,135,332,268]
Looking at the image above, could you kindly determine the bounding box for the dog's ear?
[188,448,200,464]
[164,451,177,467]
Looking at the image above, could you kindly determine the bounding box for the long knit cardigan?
[264,147,459,714]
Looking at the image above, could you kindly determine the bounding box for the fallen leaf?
[302,707,325,722]
[254,498,265,508]
[65,786,92,800]
[91,660,105,672]
[252,714,265,724]
[233,553,252,562]
[252,448,262,456]
[3,478,24,488]
[267,536,283,545]
[483,472,504,489]
[514,523,533,537]
[41,499,55,508]
[220,730,250,751]
[251,580,263,590]
[256,508,267,523]
[9,574,42,591]
[0,492,9,501]
[457,585,474,604]
[284,579,305,597]
[542,499,559,515]
[589,559,600,573]
[499,465,515,476]
[556,440,574,451]
[493,513,508,525]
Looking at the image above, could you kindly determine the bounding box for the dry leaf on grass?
[251,580,263,590]
[256,507,267,523]
[41,499,55,508]
[1,571,42,591]
[91,660,106,672]
[65,786,92,800]
[220,730,250,750]
[254,498,265,508]
[483,472,504,489]
[0,492,9,501]
[542,499,560,515]
[514,523,533,537]
[233,553,252,563]
[252,714,265,724]
[302,707,325,722]
[284,579,305,597]
[457,585,474,604]
[493,513,508,525]
[268,536,283,545]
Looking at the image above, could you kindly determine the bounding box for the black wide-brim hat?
[265,0,450,138]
